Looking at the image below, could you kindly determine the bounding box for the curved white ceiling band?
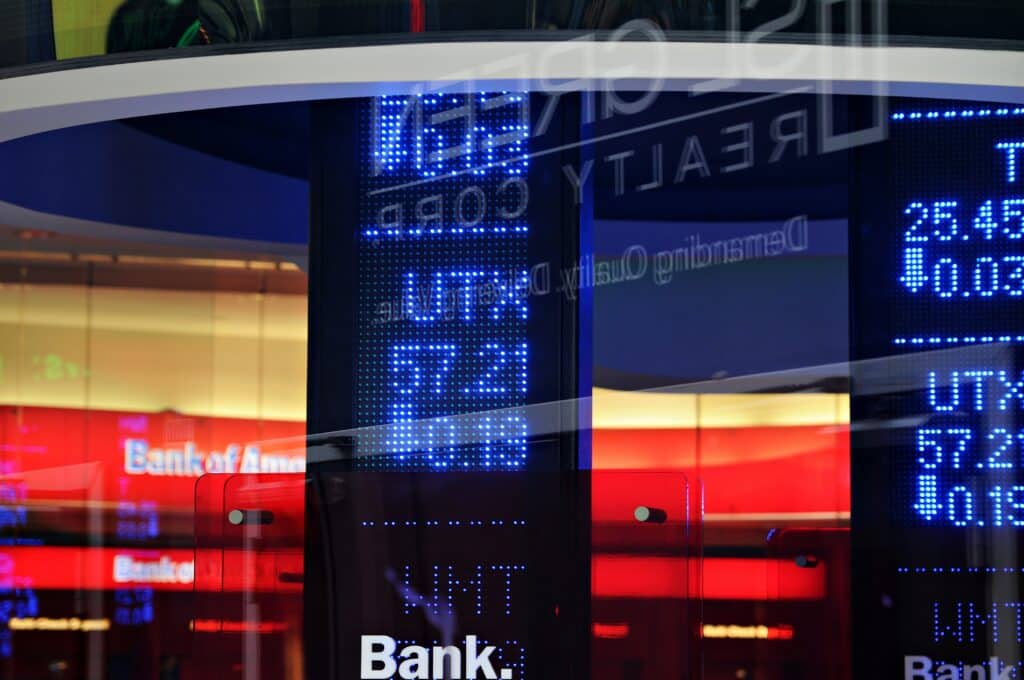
[1,41,1023,143]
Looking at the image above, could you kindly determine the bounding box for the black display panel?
[307,468,587,680]
[308,92,580,466]
[306,93,584,680]
[356,93,535,469]
[852,100,1024,678]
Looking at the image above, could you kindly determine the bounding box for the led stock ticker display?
[886,106,1024,529]
[851,101,1024,678]
[357,93,533,469]
[302,92,582,680]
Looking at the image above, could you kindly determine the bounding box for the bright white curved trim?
[1,41,1024,143]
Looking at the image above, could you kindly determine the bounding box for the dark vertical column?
[305,92,588,680]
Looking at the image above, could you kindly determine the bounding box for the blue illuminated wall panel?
[852,99,1024,677]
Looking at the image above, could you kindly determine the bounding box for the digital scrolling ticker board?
[306,93,584,680]
[852,100,1024,678]
[356,93,533,469]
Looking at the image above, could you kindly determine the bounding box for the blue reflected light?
[0,554,38,659]
[114,588,154,626]
[114,498,157,625]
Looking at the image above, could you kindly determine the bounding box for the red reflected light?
[768,625,795,640]
[0,547,301,592]
[191,619,289,634]
[592,426,850,518]
[593,556,826,601]
[592,622,630,639]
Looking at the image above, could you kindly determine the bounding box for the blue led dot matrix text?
[357,93,532,470]
[897,335,1024,346]
[365,93,529,241]
[360,519,526,527]
[0,553,38,658]
[925,368,1024,412]
[891,107,1024,122]
[897,132,1024,305]
[372,93,528,179]
[890,105,1024,527]
[932,600,1024,645]
[913,365,1024,526]
[864,94,1024,663]
[398,563,526,617]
